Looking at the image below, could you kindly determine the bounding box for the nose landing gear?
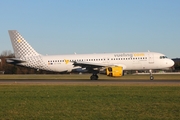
[149,69,154,80]
[150,75,154,80]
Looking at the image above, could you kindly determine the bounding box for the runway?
[0,79,180,85]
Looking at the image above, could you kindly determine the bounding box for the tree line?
[0,50,55,74]
[172,58,180,71]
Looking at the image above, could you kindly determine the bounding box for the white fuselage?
[20,52,174,72]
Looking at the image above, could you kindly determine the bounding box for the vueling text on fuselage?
[114,53,145,58]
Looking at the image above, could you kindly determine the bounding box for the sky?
[0,0,180,58]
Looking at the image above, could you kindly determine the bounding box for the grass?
[0,85,179,120]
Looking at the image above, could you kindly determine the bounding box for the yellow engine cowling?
[106,66,123,77]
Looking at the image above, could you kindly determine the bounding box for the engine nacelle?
[106,66,123,77]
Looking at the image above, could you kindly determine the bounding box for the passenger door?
[148,53,154,64]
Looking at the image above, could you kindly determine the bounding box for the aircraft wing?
[6,58,26,64]
[73,61,126,69]
[73,61,111,68]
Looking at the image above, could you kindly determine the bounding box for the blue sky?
[0,0,180,58]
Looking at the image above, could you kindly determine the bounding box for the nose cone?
[168,59,175,67]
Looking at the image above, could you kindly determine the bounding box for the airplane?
[7,30,174,80]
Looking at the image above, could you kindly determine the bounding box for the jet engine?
[106,66,123,77]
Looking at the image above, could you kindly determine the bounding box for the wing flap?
[73,61,126,70]
[73,61,110,68]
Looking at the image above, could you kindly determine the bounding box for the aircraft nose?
[168,59,174,67]
[165,59,174,68]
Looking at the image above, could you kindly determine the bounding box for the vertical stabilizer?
[8,30,39,58]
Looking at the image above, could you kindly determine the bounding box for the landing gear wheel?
[90,75,98,80]
[149,69,154,80]
[150,76,154,80]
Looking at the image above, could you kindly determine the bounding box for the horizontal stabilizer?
[6,58,26,64]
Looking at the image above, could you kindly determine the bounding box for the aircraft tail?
[8,30,39,58]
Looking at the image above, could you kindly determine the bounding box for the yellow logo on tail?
[17,39,22,43]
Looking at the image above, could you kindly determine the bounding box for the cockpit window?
[160,56,168,59]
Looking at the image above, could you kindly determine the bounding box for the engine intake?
[106,66,123,77]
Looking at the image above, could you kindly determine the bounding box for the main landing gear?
[149,69,154,80]
[90,73,99,80]
[89,69,99,80]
